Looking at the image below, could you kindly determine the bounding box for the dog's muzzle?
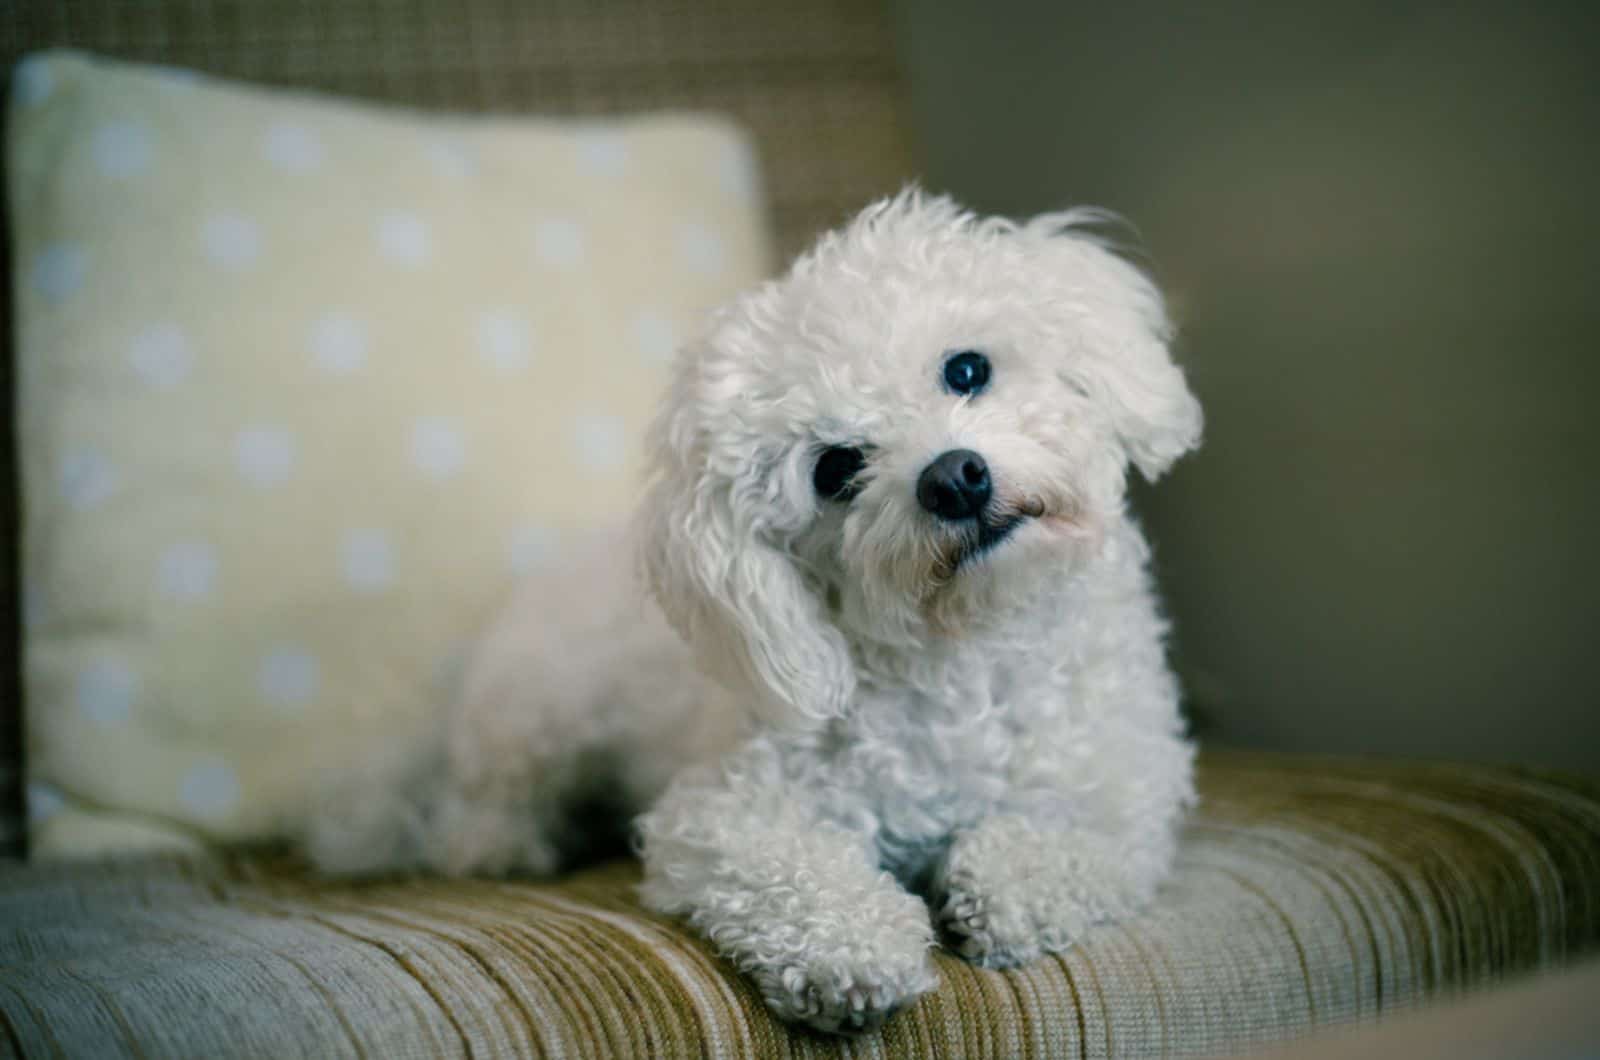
[918,449,1033,572]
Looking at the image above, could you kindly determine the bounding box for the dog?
[306,190,1203,1033]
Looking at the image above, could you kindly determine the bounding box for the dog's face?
[640,193,1200,726]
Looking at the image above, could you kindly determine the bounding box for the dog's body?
[308,192,1202,1033]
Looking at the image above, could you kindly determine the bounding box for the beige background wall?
[892,1,1599,771]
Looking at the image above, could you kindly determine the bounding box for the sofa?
[2,2,1597,1057]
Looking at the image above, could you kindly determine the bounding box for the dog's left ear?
[1024,212,1202,480]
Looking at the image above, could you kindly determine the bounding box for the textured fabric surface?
[8,50,772,858]
[0,753,1596,1058]
[0,0,916,859]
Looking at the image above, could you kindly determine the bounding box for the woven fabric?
[0,0,917,858]
[1,753,1596,1058]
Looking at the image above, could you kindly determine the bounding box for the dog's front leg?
[931,811,1176,969]
[638,760,937,1033]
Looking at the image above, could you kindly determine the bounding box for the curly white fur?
[305,190,1202,1034]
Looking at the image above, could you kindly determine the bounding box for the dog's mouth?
[927,498,1076,589]
[950,500,1049,573]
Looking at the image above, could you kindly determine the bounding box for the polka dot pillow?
[7,51,774,857]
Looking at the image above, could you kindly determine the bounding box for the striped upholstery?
[2,753,1596,1058]
[0,0,916,859]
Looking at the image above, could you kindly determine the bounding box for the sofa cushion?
[1,753,1595,1057]
[7,50,773,858]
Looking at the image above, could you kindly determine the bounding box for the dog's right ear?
[1023,211,1202,483]
[636,331,856,730]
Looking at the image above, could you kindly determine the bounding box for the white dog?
[307,190,1203,1033]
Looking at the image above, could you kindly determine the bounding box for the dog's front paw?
[934,815,1151,969]
[935,867,1041,969]
[752,957,937,1034]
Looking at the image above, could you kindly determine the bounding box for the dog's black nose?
[916,449,991,521]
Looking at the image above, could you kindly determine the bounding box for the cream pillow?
[8,51,773,857]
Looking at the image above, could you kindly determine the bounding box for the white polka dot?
[341,528,394,590]
[27,781,66,826]
[76,656,137,725]
[91,121,153,178]
[475,310,533,372]
[59,449,118,510]
[30,243,88,303]
[308,312,369,374]
[235,426,297,486]
[258,647,319,710]
[676,221,725,275]
[412,418,466,479]
[576,130,629,176]
[377,211,430,266]
[717,136,762,204]
[179,759,240,821]
[157,540,218,601]
[262,122,325,173]
[631,309,679,363]
[127,324,193,389]
[571,413,628,471]
[508,524,560,573]
[534,217,585,268]
[13,56,54,107]
[426,139,476,179]
[201,212,263,270]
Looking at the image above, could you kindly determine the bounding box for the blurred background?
[895,0,1600,772]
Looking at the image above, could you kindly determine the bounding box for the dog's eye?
[943,350,991,396]
[813,446,866,502]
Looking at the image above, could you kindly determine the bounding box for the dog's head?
[639,191,1201,726]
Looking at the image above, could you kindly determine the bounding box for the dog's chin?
[917,512,1088,634]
